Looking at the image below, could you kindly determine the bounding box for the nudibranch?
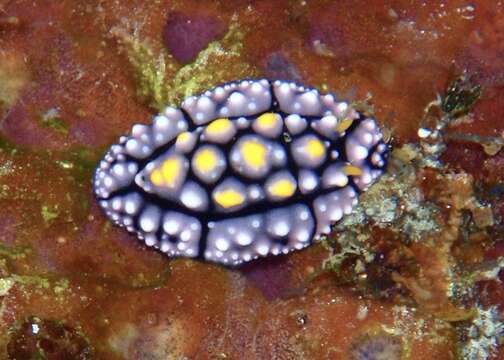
[93,79,388,265]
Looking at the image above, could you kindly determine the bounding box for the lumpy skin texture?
[2,1,503,359]
[94,79,388,265]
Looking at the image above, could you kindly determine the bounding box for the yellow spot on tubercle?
[150,170,164,186]
[268,179,296,198]
[242,140,266,169]
[256,113,278,128]
[150,157,181,187]
[213,189,245,208]
[343,165,363,176]
[194,149,217,173]
[336,118,354,133]
[206,118,232,135]
[305,139,325,158]
[176,131,191,145]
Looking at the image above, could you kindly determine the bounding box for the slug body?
[93,79,388,265]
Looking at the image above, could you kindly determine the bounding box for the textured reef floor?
[1,1,504,359]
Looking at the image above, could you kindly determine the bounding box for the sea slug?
[93,79,388,265]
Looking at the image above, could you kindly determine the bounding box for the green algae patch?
[3,271,74,304]
[0,138,98,234]
[41,204,59,225]
[0,135,19,155]
[63,146,101,179]
[0,278,15,296]
[44,146,98,223]
[53,278,70,297]
[0,159,14,177]
[169,17,258,104]
[39,108,69,134]
[55,146,100,217]
[0,243,30,260]
[10,274,50,289]
[110,26,172,112]
[112,15,258,112]
[441,75,482,117]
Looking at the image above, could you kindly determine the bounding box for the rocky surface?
[0,0,503,359]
